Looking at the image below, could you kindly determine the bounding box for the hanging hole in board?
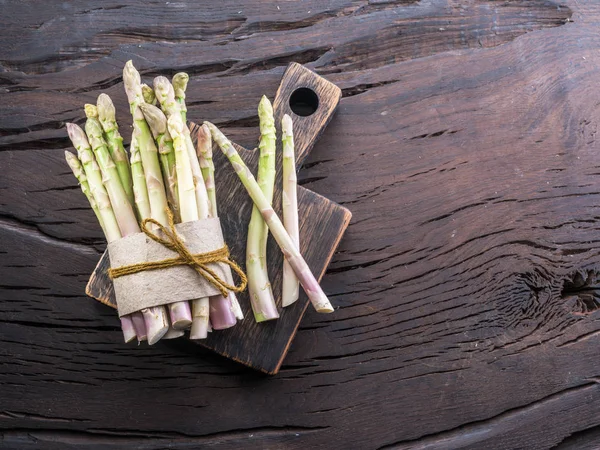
[289,88,319,117]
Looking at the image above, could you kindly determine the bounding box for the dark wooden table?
[2,1,600,448]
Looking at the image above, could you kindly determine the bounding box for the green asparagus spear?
[123,61,170,227]
[139,102,180,220]
[84,118,139,237]
[167,114,208,337]
[129,130,151,221]
[246,96,278,322]
[196,123,217,218]
[66,123,121,242]
[154,76,210,219]
[155,76,212,332]
[172,72,189,123]
[65,123,138,343]
[95,94,134,206]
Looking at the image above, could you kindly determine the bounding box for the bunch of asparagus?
[66,61,334,345]
[65,61,243,344]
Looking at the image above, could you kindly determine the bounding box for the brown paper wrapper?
[107,218,234,317]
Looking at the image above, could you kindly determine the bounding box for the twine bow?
[108,209,247,297]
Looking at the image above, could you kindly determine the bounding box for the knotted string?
[108,209,247,297]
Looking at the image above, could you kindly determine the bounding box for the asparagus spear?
[172,72,189,123]
[141,83,157,105]
[167,115,210,338]
[281,114,300,307]
[197,123,244,322]
[129,131,151,221]
[64,151,105,236]
[209,295,237,330]
[139,103,180,220]
[95,95,134,207]
[154,76,210,219]
[197,123,217,218]
[246,96,279,322]
[156,76,212,338]
[207,122,334,313]
[65,149,140,342]
[85,118,139,237]
[123,61,170,227]
[133,126,191,331]
[65,124,139,343]
[67,124,122,242]
[124,62,192,330]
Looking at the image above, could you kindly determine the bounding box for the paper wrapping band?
[107,216,246,317]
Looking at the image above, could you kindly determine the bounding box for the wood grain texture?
[6,0,600,448]
[86,63,348,374]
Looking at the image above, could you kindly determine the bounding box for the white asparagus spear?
[281,114,300,307]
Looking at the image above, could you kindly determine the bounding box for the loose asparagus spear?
[65,124,139,343]
[207,122,334,313]
[172,72,189,123]
[167,115,210,338]
[95,95,135,207]
[197,124,244,322]
[246,96,279,322]
[139,103,180,220]
[124,62,192,330]
[281,114,300,307]
[64,151,105,236]
[141,83,157,105]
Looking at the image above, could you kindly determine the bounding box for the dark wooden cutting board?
[86,63,351,374]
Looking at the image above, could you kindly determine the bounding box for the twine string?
[108,209,247,297]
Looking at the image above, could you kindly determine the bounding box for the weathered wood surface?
[5,0,600,448]
[86,63,350,374]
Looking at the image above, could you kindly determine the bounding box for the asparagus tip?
[139,102,168,135]
[282,113,293,135]
[141,83,156,105]
[84,104,98,119]
[96,93,117,123]
[66,122,88,147]
[172,72,189,98]
[153,76,173,104]
[123,60,142,100]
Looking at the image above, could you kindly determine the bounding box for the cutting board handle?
[272,63,341,166]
